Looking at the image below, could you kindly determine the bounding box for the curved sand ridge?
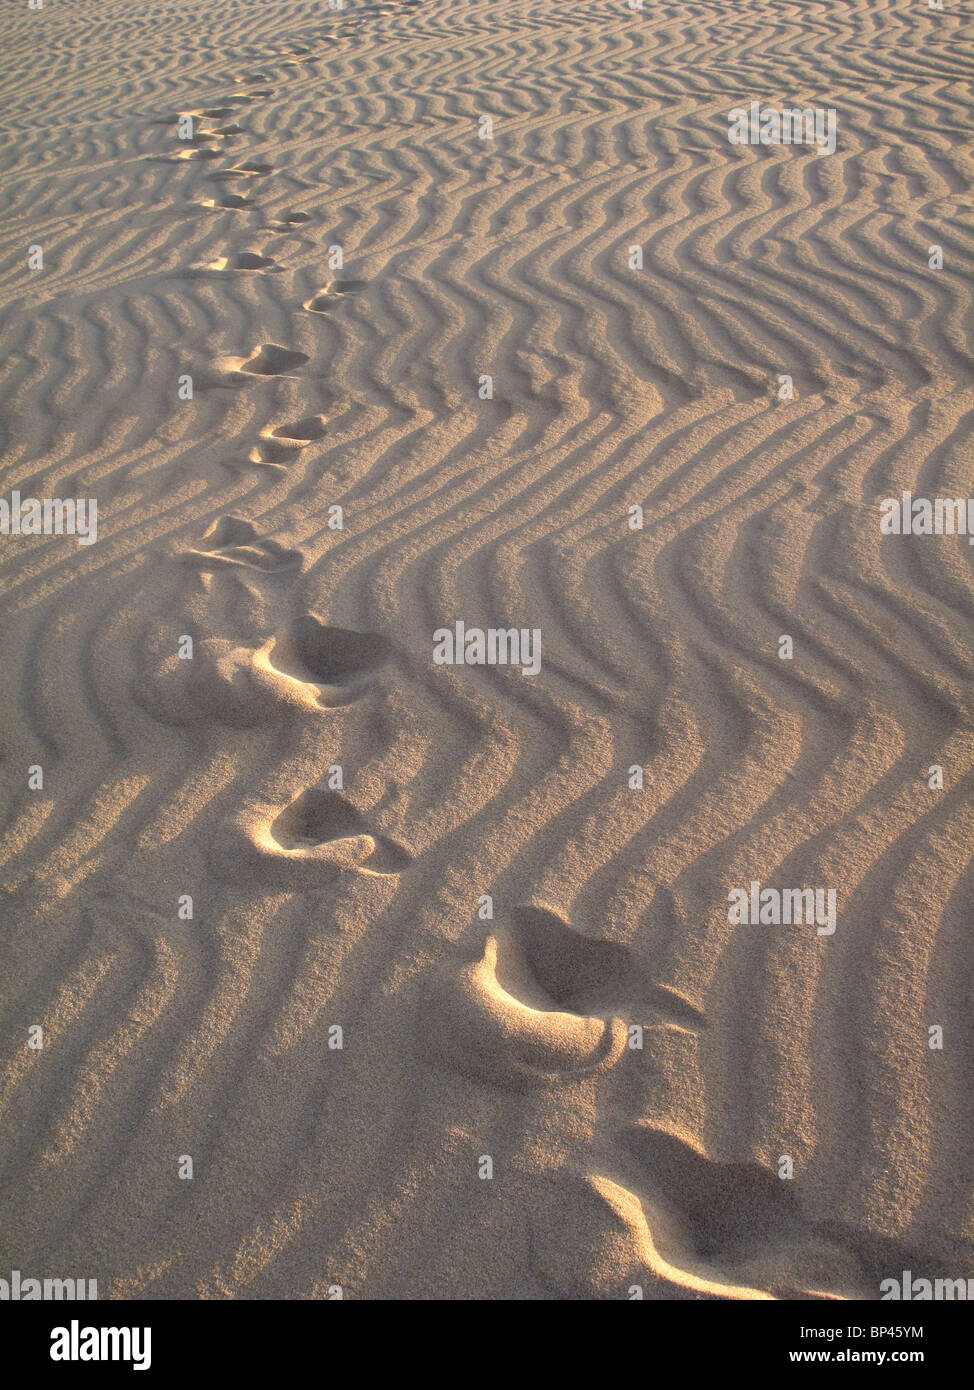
[0,0,973,1298]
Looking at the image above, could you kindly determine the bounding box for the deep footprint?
[512,904,705,1027]
[612,1126,870,1298]
[245,417,327,467]
[272,415,327,442]
[239,344,310,376]
[623,1127,804,1261]
[271,790,405,863]
[421,923,628,1090]
[267,614,390,692]
[198,193,255,210]
[215,789,412,887]
[267,211,312,233]
[206,251,279,271]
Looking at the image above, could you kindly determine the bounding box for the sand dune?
[1,0,973,1299]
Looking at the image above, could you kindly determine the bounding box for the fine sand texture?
[1,0,973,1299]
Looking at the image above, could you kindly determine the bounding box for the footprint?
[525,1129,873,1299]
[266,211,312,234]
[421,925,628,1090]
[420,904,707,1091]
[271,416,327,443]
[625,1127,804,1260]
[272,791,402,859]
[527,1170,773,1301]
[197,193,256,210]
[139,615,390,726]
[244,416,326,467]
[263,614,390,697]
[512,904,705,1028]
[215,789,412,888]
[187,115,245,137]
[303,280,367,312]
[511,906,640,1016]
[173,148,222,161]
[304,291,334,312]
[217,344,310,380]
[179,516,302,573]
[180,112,246,143]
[614,1126,870,1299]
[240,344,309,376]
[245,439,300,467]
[205,251,280,271]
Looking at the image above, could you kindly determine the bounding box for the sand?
[1,0,972,1300]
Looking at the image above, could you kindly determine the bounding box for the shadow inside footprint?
[609,1125,872,1297]
[241,417,323,467]
[278,615,391,685]
[199,193,255,209]
[512,906,637,1015]
[420,927,627,1090]
[239,344,310,375]
[251,616,391,705]
[420,902,711,1093]
[271,789,411,873]
[207,251,278,271]
[512,904,706,1029]
[622,1127,805,1263]
[273,789,367,848]
[248,439,301,466]
[271,416,327,442]
[304,291,333,313]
